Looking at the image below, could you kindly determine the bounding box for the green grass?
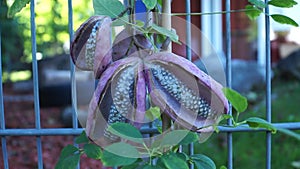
[192,79,300,169]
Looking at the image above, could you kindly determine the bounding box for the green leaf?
[142,0,157,10]
[142,165,162,169]
[121,160,141,169]
[191,154,216,169]
[145,106,161,121]
[93,0,127,18]
[245,5,263,20]
[220,165,228,169]
[175,152,189,161]
[161,153,189,169]
[121,162,139,169]
[75,131,89,144]
[107,122,144,143]
[221,114,233,120]
[7,0,30,18]
[83,143,102,159]
[102,142,139,167]
[150,24,179,43]
[157,0,163,6]
[277,128,300,141]
[245,117,277,133]
[248,0,267,8]
[268,0,297,8]
[58,145,79,160]
[160,130,198,147]
[55,145,80,169]
[55,153,80,169]
[222,88,248,113]
[136,20,145,28]
[271,14,299,27]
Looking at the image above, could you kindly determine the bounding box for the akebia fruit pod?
[86,51,228,146]
[70,16,112,78]
[112,28,153,61]
[86,54,147,146]
[145,52,229,132]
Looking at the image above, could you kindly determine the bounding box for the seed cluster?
[152,65,212,119]
[104,67,135,140]
[85,21,101,68]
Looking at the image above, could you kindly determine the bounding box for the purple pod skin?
[86,55,146,146]
[70,16,112,78]
[112,28,153,61]
[86,50,228,146]
[144,52,228,132]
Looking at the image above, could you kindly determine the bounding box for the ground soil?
[0,84,105,169]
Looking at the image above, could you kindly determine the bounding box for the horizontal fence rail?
[0,122,300,136]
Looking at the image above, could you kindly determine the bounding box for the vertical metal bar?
[185,1,193,169]
[30,0,43,168]
[68,0,78,130]
[185,0,192,61]
[225,0,233,169]
[68,0,79,168]
[0,19,9,169]
[264,1,272,169]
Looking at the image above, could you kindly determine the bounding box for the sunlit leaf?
[136,20,145,28]
[75,131,89,144]
[245,5,262,20]
[142,0,157,10]
[249,0,267,8]
[157,0,163,6]
[246,117,277,133]
[102,142,139,167]
[271,14,299,27]
[83,143,102,159]
[221,114,233,120]
[268,0,297,8]
[7,0,30,18]
[108,122,144,143]
[145,106,161,121]
[191,154,216,169]
[93,0,127,18]
[222,88,248,113]
[220,165,228,169]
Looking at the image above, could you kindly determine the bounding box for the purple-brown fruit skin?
[70,16,112,79]
[86,51,228,145]
[112,29,153,61]
[145,52,228,131]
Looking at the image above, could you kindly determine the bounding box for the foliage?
[55,85,299,169]
[196,79,300,169]
[55,127,216,169]
[2,0,93,65]
[0,0,25,71]
[245,0,299,26]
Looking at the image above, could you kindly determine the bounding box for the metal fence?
[1,0,300,169]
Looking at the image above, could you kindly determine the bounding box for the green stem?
[235,112,240,126]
